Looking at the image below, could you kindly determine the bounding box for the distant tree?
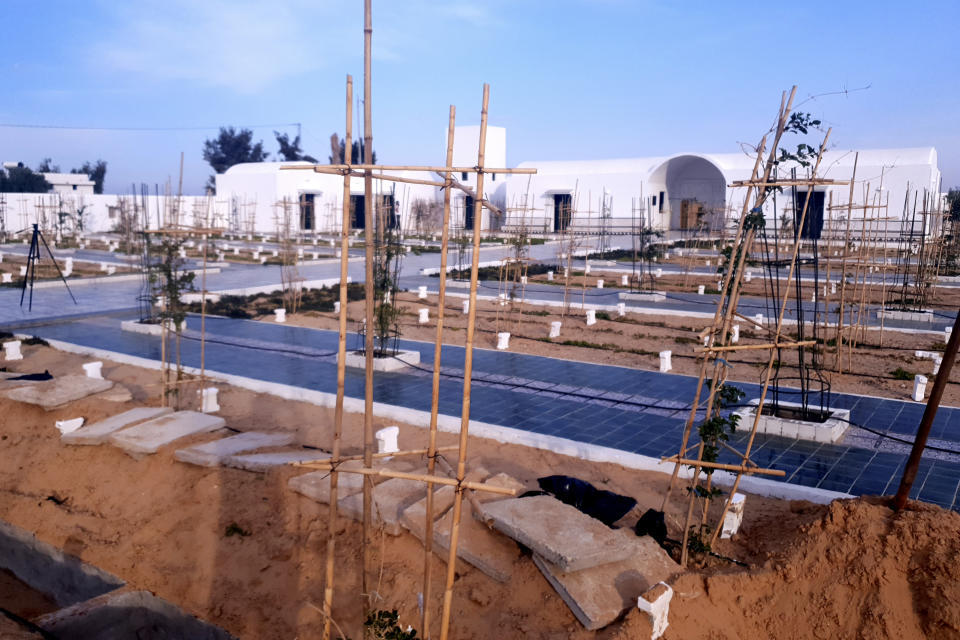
[274,131,317,163]
[71,160,107,194]
[202,127,268,189]
[328,133,376,164]
[36,158,60,173]
[0,165,52,193]
[947,188,960,222]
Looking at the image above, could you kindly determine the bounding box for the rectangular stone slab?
[5,375,114,410]
[175,431,296,467]
[63,407,173,445]
[224,450,329,473]
[288,466,366,504]
[338,477,426,536]
[477,495,634,572]
[532,531,679,630]
[433,501,521,583]
[108,411,226,456]
[400,467,490,541]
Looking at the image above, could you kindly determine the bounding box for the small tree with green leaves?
[152,234,196,407]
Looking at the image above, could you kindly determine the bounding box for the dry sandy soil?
[281,291,960,407]
[1,345,959,639]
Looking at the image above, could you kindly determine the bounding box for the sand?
[1,344,959,639]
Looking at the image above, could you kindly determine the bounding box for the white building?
[42,172,95,196]
[503,148,942,239]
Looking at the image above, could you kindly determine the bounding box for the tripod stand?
[19,224,78,311]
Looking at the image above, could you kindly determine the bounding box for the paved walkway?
[21,312,960,512]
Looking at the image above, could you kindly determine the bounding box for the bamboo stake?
[316,465,518,496]
[660,457,787,476]
[296,446,460,468]
[439,83,489,640]
[361,0,375,614]
[319,74,352,640]
[834,153,858,372]
[421,105,456,639]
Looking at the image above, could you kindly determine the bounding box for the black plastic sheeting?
[535,475,637,527]
[9,370,52,381]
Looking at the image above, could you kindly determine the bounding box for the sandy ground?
[1,345,959,638]
[280,291,960,407]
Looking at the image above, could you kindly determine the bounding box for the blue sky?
[1,0,957,195]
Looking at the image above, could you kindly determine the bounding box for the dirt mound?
[614,498,960,640]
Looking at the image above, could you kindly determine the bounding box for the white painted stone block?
[217,251,225,262]
[63,257,73,277]
[547,270,554,281]
[106,266,116,275]
[596,279,604,289]
[54,417,85,435]
[496,332,511,350]
[233,247,240,255]
[585,309,596,326]
[754,313,764,326]
[659,350,671,373]
[19,266,27,276]
[311,251,320,260]
[549,321,561,338]
[418,308,429,324]
[913,375,928,402]
[272,249,279,257]
[296,248,304,258]
[655,268,662,278]
[178,247,186,258]
[4,340,23,361]
[274,308,286,323]
[0,252,3,262]
[520,275,527,285]
[676,249,683,257]
[584,264,591,275]
[934,357,943,375]
[82,361,103,379]
[462,299,469,314]
[563,268,569,277]
[637,583,673,640]
[621,274,628,286]
[376,426,400,454]
[697,285,705,295]
[617,302,626,317]
[1,273,11,284]
[260,257,267,264]
[745,271,752,283]
[334,301,341,314]
[720,493,746,539]
[329,239,335,247]
[199,387,220,413]
[731,324,740,344]
[252,251,260,260]
[705,260,711,266]
[418,285,428,299]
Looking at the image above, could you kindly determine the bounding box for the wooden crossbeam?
[282,163,536,174]
[296,464,519,496]
[660,456,786,477]
[696,340,818,353]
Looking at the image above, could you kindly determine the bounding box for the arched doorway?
[647,155,726,232]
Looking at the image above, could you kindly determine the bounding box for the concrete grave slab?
[477,495,634,572]
[532,531,680,631]
[473,472,526,503]
[5,375,114,410]
[175,431,296,467]
[339,477,426,535]
[433,501,521,583]
[0,371,43,391]
[96,384,134,403]
[288,461,366,504]
[109,411,226,456]
[62,407,173,445]
[225,449,329,473]
[400,467,490,540]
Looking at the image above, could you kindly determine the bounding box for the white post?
[617,302,626,317]
[831,281,837,294]
[252,251,260,261]
[720,493,746,539]
[64,257,73,277]
[462,299,469,314]
[334,301,341,314]
[654,268,662,278]
[705,259,711,266]
[1,273,11,283]
[584,263,591,275]
[731,324,740,344]
[520,275,527,285]
[19,266,27,276]
[754,313,764,327]
[745,271,752,283]
[934,357,943,375]
[418,285,428,299]
[272,249,279,257]
[217,251,225,262]
[375,426,400,454]
[233,247,240,255]
[585,309,597,326]
[82,361,103,379]
[496,332,510,350]
[697,285,705,295]
[659,350,672,373]
[178,247,186,258]
[913,375,928,402]
[621,274,628,286]
[549,321,561,338]
[200,387,220,413]
[106,266,116,275]
[418,308,429,324]
[596,278,604,289]
[547,270,554,281]
[274,308,286,323]
[4,340,23,361]
[564,267,569,278]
